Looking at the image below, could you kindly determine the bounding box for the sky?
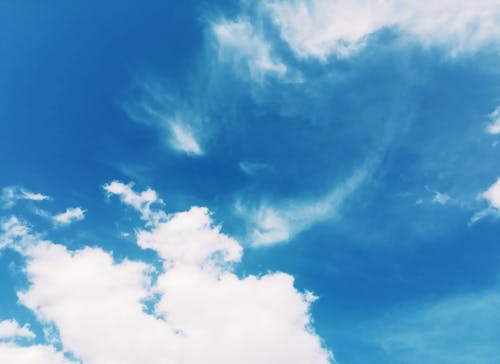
[0,1,499,363]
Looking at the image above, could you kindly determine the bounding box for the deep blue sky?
[1,1,500,363]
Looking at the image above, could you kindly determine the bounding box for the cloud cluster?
[0,182,333,364]
[0,344,76,364]
[265,0,500,59]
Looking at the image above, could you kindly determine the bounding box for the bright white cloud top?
[265,0,500,59]
[0,320,35,340]
[0,344,77,364]
[169,122,203,156]
[482,177,500,209]
[53,207,86,226]
[0,182,333,364]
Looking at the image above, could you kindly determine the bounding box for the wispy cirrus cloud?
[213,19,287,82]
[239,159,377,246]
[1,186,50,209]
[370,283,500,364]
[239,161,274,176]
[123,82,205,157]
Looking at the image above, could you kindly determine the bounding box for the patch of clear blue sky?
[1,1,499,363]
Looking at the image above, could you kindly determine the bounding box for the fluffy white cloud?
[1,186,50,209]
[0,320,35,340]
[53,207,86,226]
[1,182,333,364]
[104,180,166,223]
[0,343,76,364]
[136,206,242,267]
[481,177,500,209]
[486,106,500,135]
[265,0,500,59]
[213,19,287,81]
[0,216,35,251]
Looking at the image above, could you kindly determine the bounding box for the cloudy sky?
[0,1,499,363]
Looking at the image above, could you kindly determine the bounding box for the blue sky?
[1,1,500,363]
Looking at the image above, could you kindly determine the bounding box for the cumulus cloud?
[136,206,242,267]
[0,182,333,364]
[0,343,76,364]
[103,180,166,223]
[265,0,500,59]
[1,186,50,209]
[0,320,35,340]
[486,106,500,135]
[53,207,86,226]
[213,19,287,81]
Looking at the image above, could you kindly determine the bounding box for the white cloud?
[213,19,287,81]
[432,191,452,205]
[486,106,500,135]
[241,161,375,246]
[136,206,242,267]
[265,0,500,59]
[0,320,35,340]
[0,216,33,252]
[53,207,86,226]
[1,186,50,209]
[0,343,76,364]
[0,183,333,364]
[482,177,500,208]
[103,180,166,223]
[470,177,500,224]
[169,122,203,156]
[123,83,205,157]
